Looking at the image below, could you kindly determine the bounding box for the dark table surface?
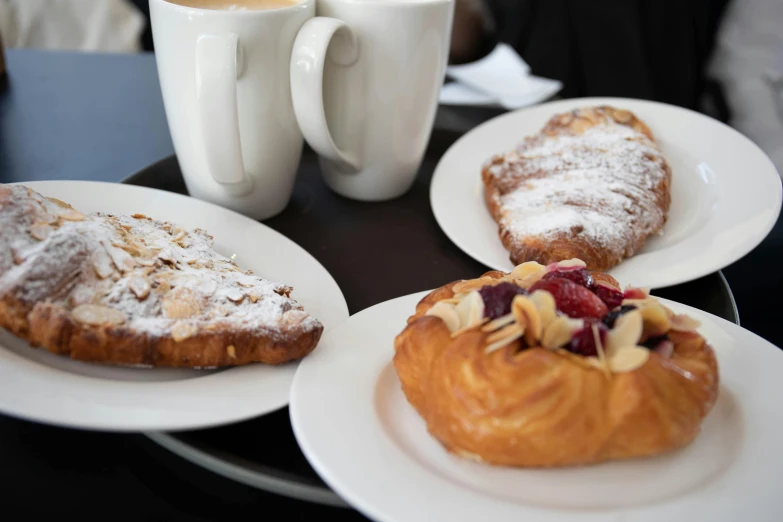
[0,49,780,521]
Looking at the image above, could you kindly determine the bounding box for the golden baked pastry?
[0,184,323,368]
[482,106,672,271]
[393,259,718,467]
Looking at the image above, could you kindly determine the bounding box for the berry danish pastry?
[393,259,718,467]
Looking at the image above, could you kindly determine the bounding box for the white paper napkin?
[439,43,563,110]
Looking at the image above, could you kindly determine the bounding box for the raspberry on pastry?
[393,259,719,467]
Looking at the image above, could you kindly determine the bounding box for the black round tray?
[125,125,739,508]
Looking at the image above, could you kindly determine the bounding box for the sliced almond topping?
[101,240,136,272]
[72,304,127,326]
[639,301,671,336]
[132,213,148,219]
[425,301,461,333]
[452,276,497,295]
[509,261,546,281]
[481,313,515,332]
[162,287,202,319]
[605,310,643,357]
[484,330,524,354]
[45,196,70,209]
[512,295,542,345]
[592,323,611,379]
[136,257,156,267]
[541,316,584,349]
[450,317,490,338]
[225,288,244,303]
[29,223,52,241]
[171,321,198,342]
[623,286,651,300]
[608,345,650,373]
[198,279,218,297]
[487,322,523,344]
[555,258,587,270]
[529,290,557,329]
[226,345,237,359]
[128,276,150,300]
[670,314,701,332]
[58,208,85,221]
[455,291,485,331]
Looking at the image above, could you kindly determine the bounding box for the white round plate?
[291,291,783,522]
[0,181,348,432]
[431,97,782,289]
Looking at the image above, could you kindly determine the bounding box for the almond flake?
[484,331,524,354]
[101,240,136,272]
[58,208,85,221]
[555,258,587,270]
[450,317,489,338]
[608,345,650,373]
[542,316,584,349]
[529,290,557,329]
[226,288,244,303]
[512,294,542,345]
[29,223,52,241]
[452,277,498,295]
[592,323,611,379]
[171,321,198,342]
[605,309,642,357]
[486,322,523,344]
[639,301,671,336]
[455,291,485,331]
[425,301,461,333]
[128,276,150,300]
[72,304,127,326]
[481,313,515,332]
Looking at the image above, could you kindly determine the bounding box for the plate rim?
[430,96,783,289]
[290,290,783,522]
[0,180,349,432]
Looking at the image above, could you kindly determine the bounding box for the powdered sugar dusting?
[485,112,669,257]
[0,185,321,340]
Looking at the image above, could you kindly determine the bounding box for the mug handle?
[290,17,360,173]
[195,33,251,190]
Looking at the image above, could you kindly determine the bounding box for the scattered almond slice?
[554,258,587,270]
[455,291,485,331]
[592,323,611,379]
[509,261,546,281]
[58,208,86,221]
[529,290,557,329]
[670,314,701,332]
[225,288,245,303]
[72,304,127,326]
[29,223,52,241]
[452,276,498,295]
[484,330,524,354]
[101,240,136,272]
[607,345,650,373]
[487,322,523,344]
[425,301,461,333]
[92,250,115,279]
[512,295,541,345]
[639,301,671,336]
[481,313,515,332]
[128,276,151,300]
[541,316,584,349]
[605,309,642,357]
[171,321,198,342]
[450,317,490,338]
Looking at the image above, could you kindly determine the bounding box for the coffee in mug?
[165,0,299,10]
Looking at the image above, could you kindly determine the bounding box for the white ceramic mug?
[150,0,314,220]
[290,0,454,201]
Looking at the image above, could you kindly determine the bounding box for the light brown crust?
[482,106,672,271]
[0,185,323,368]
[393,271,719,467]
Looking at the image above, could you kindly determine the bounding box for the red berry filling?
[542,268,593,288]
[529,277,609,319]
[568,320,608,356]
[478,282,528,320]
[591,283,624,309]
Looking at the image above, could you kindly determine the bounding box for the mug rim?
[151,0,314,15]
